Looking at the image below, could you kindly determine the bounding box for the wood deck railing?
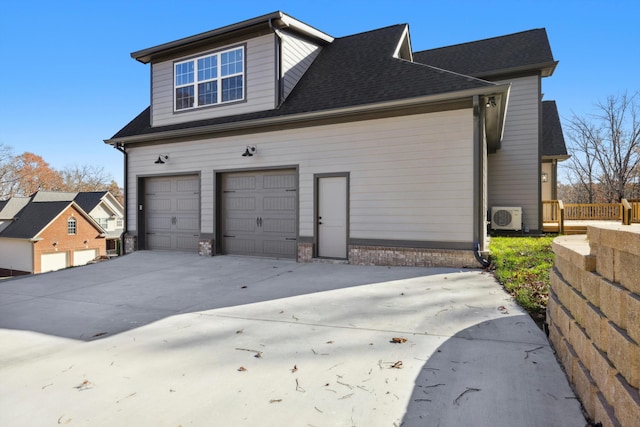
[564,203,621,221]
[542,199,639,233]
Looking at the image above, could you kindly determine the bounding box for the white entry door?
[318,175,348,259]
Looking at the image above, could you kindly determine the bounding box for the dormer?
[131,11,333,128]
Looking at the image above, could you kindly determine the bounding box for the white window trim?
[67,217,77,235]
[174,45,245,112]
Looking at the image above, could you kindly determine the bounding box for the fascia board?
[474,61,559,79]
[132,12,332,64]
[106,84,511,146]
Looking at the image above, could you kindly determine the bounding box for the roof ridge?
[414,28,547,54]
[394,57,496,86]
[334,23,407,40]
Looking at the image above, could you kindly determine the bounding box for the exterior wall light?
[242,146,257,157]
[154,154,169,164]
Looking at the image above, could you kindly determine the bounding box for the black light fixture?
[242,146,256,157]
[485,96,496,108]
[154,154,169,164]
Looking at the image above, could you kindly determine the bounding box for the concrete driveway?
[0,252,586,426]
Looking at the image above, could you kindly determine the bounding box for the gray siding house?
[105,11,565,267]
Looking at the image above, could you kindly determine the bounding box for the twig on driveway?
[235,348,263,358]
[453,387,481,405]
[524,346,544,359]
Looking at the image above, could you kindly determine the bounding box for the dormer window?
[174,46,245,111]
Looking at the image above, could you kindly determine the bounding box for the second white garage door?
[146,175,200,252]
[221,169,297,258]
[73,249,98,266]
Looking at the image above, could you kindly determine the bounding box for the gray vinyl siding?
[150,34,276,127]
[488,75,540,230]
[126,109,475,245]
[280,31,321,99]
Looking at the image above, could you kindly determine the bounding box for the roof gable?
[413,29,557,78]
[0,199,105,240]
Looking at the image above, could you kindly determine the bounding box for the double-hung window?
[174,46,244,111]
[67,217,77,235]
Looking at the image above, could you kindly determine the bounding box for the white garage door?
[146,175,200,252]
[221,169,297,258]
[41,252,67,273]
[73,249,97,266]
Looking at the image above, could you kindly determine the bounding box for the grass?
[489,236,555,323]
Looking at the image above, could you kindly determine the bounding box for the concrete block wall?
[548,225,640,427]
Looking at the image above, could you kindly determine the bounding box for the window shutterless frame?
[67,217,77,235]
[173,45,245,112]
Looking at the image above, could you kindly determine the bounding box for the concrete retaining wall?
[548,224,640,427]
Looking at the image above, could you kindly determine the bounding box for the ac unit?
[491,207,522,231]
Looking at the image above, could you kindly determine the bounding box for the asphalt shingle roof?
[0,201,71,239]
[111,25,495,140]
[542,100,568,158]
[74,191,107,214]
[412,29,555,77]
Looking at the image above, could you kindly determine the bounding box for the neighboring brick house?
[105,11,567,266]
[0,192,106,274]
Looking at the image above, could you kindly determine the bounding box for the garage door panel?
[148,198,172,211]
[147,234,172,250]
[148,216,172,230]
[176,177,199,192]
[226,196,256,211]
[263,218,296,234]
[177,217,199,231]
[147,179,171,193]
[177,198,198,211]
[226,176,256,190]
[264,174,296,189]
[264,196,295,211]
[176,235,199,251]
[263,240,296,256]
[225,238,256,254]
[227,218,258,232]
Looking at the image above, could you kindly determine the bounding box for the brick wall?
[296,242,482,268]
[548,224,640,427]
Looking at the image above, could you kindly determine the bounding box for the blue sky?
[1,0,638,186]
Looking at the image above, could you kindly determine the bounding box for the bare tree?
[564,92,640,202]
[563,116,600,203]
[0,143,17,199]
[60,164,113,192]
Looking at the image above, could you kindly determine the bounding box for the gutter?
[114,143,128,254]
[105,84,511,146]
